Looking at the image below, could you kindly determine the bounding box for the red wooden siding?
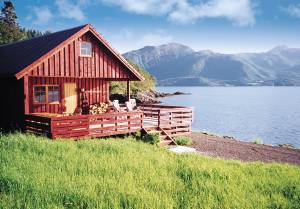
[29,77,109,113]
[29,32,133,80]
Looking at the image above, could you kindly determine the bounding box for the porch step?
[142,127,176,146]
[160,139,173,146]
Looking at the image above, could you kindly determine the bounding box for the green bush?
[253,138,263,144]
[174,136,193,145]
[143,133,160,145]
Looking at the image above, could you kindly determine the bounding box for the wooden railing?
[50,115,89,139]
[89,111,144,137]
[138,104,193,137]
[24,105,192,140]
[24,115,51,136]
[24,111,144,139]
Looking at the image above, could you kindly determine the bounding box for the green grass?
[174,136,193,145]
[0,133,300,209]
[142,133,160,145]
[252,138,263,144]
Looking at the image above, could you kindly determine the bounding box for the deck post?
[141,113,144,129]
[158,109,161,128]
[127,80,131,100]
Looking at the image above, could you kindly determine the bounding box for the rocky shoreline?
[189,132,300,165]
[110,90,188,104]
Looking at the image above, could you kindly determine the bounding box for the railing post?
[158,109,161,128]
[128,114,131,131]
[50,117,54,139]
[101,117,104,134]
[141,113,144,129]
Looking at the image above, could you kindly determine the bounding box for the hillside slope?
[124,44,300,86]
[1,133,300,208]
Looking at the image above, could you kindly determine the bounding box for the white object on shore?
[168,146,196,154]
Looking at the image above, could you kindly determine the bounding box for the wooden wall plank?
[74,40,79,77]
[65,46,69,77]
[54,53,59,76]
[70,43,75,77]
[59,50,64,76]
[24,75,29,114]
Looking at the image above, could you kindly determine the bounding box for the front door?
[64,83,77,114]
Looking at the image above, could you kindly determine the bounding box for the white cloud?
[106,28,173,52]
[169,0,255,26]
[28,6,53,25]
[284,3,300,18]
[55,0,86,21]
[101,0,176,15]
[138,30,173,46]
[100,0,255,26]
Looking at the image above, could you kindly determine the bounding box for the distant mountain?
[123,43,300,86]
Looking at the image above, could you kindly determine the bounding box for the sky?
[9,0,300,54]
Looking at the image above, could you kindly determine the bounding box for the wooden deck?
[24,104,193,142]
[139,104,193,132]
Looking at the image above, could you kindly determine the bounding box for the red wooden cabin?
[0,24,192,143]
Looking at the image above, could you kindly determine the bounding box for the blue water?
[157,87,300,147]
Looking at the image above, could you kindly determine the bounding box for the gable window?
[80,42,92,57]
[33,85,60,104]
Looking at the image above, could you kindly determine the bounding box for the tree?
[21,28,43,39]
[110,60,156,95]
[1,0,17,26]
[0,0,25,44]
[0,1,49,45]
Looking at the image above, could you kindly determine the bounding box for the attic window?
[80,42,92,57]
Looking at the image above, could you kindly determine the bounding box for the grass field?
[0,133,300,209]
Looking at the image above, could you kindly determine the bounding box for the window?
[33,86,46,103]
[48,86,60,103]
[33,85,60,104]
[80,42,92,57]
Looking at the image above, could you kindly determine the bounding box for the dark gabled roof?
[0,25,86,76]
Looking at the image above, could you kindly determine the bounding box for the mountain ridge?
[123,43,300,86]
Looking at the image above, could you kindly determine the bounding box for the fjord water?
[157,87,300,147]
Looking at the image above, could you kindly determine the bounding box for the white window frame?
[80,41,92,57]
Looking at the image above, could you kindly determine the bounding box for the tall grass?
[0,133,300,209]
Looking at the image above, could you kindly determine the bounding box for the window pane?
[40,93,46,103]
[34,86,46,92]
[49,94,59,103]
[34,86,46,103]
[48,86,60,103]
[80,42,92,56]
[34,96,39,103]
